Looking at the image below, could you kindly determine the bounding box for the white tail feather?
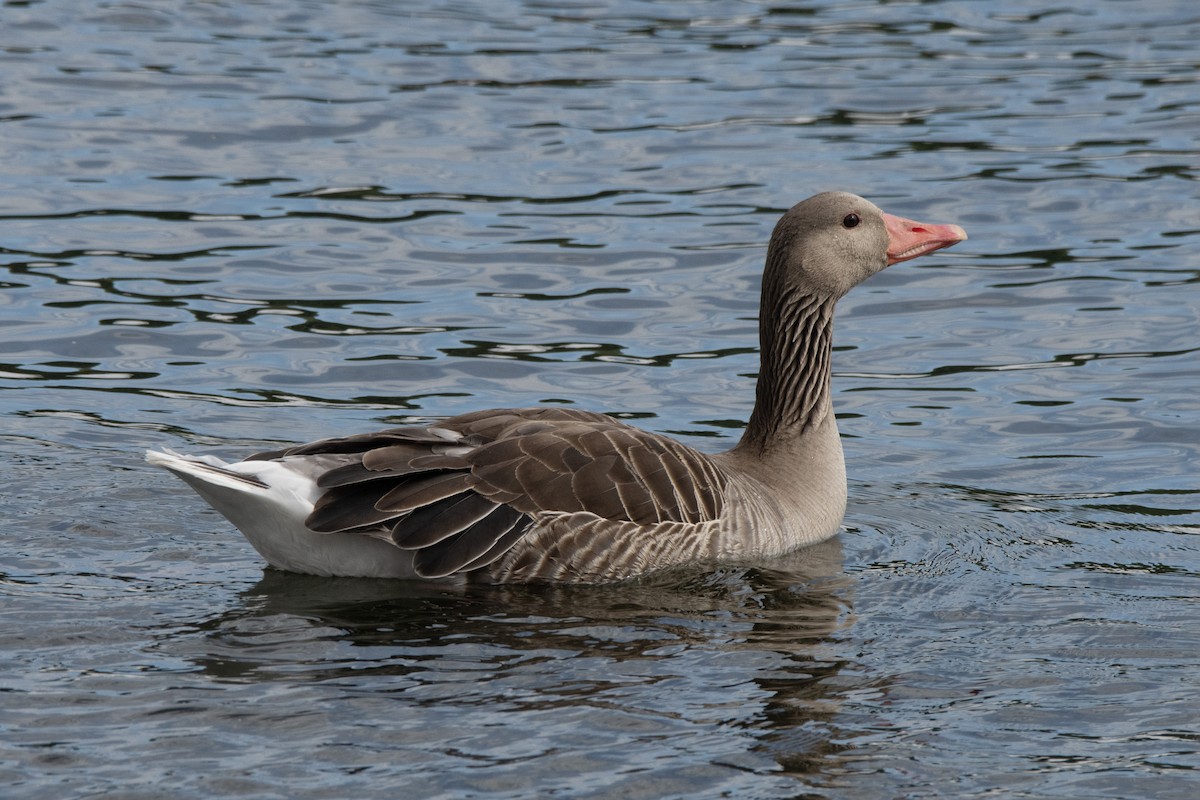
[146,449,423,579]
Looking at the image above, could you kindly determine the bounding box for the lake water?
[2,1,1198,797]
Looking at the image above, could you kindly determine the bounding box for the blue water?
[2,1,1198,798]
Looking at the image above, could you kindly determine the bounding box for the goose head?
[766,191,968,299]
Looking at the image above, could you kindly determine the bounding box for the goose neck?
[737,290,836,454]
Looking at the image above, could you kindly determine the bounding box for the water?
[2,1,1198,797]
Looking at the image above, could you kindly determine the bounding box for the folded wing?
[258,407,728,578]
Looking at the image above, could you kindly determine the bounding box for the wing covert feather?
[466,415,726,524]
[291,407,728,580]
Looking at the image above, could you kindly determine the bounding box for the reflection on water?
[2,1,1199,798]
[134,541,855,793]
[183,538,847,682]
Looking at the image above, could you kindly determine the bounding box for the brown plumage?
[253,407,730,579]
[147,192,966,583]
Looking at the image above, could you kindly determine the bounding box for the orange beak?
[883,213,968,265]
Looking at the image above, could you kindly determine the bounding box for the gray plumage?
[147,191,966,583]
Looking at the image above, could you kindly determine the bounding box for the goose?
[147,191,966,583]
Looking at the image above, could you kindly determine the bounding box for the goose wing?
[258,407,728,579]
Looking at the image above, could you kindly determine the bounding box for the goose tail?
[146,449,421,579]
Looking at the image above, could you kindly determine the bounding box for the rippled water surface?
[2,1,1198,797]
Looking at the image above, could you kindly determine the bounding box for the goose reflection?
[167,538,864,782]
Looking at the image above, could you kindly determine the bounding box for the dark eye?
[842,213,860,229]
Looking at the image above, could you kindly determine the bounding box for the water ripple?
[3,1,1199,798]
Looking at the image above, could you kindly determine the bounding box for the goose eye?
[842,213,860,229]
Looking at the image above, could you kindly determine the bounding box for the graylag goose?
[147,191,966,583]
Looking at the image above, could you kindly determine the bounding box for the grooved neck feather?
[739,286,836,452]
